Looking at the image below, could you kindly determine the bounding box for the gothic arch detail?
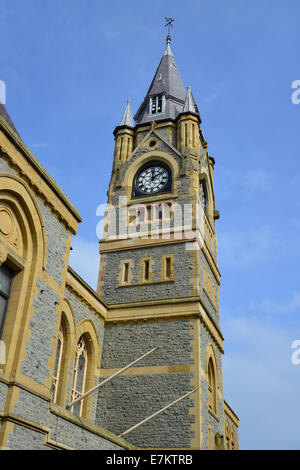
[0,174,47,377]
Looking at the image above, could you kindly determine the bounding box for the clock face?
[134,164,170,196]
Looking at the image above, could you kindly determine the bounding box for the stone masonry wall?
[8,389,124,450]
[20,278,60,384]
[97,318,195,448]
[35,197,69,286]
[100,319,194,369]
[96,373,194,448]
[101,243,195,304]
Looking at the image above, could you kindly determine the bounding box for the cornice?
[105,296,224,353]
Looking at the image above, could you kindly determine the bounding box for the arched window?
[71,336,88,416]
[51,309,75,406]
[201,182,208,213]
[51,325,63,402]
[0,263,14,337]
[207,356,217,415]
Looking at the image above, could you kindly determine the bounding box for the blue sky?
[1,0,300,450]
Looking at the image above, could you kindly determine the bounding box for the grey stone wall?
[96,373,194,448]
[7,424,52,450]
[0,381,8,412]
[0,153,15,174]
[97,318,195,448]
[21,278,59,385]
[101,319,194,369]
[101,243,195,305]
[35,197,69,286]
[9,388,124,450]
[4,282,119,450]
[0,142,125,450]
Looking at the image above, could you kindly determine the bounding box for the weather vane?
[165,17,175,45]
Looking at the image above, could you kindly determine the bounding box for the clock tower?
[96,38,239,450]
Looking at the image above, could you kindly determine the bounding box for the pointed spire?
[120,100,133,127]
[134,44,186,124]
[183,86,198,114]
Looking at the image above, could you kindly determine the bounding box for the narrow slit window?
[127,137,130,158]
[201,182,208,213]
[156,206,163,221]
[165,257,171,279]
[144,260,150,281]
[119,137,123,160]
[192,124,195,147]
[123,263,129,283]
[207,356,217,415]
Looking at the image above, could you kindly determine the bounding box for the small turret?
[113,101,134,167]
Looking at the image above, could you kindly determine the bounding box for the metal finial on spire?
[165,17,175,45]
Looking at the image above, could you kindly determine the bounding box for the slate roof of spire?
[0,103,20,137]
[183,86,200,116]
[120,100,133,127]
[134,43,187,125]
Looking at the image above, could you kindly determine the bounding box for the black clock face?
[133,162,171,197]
